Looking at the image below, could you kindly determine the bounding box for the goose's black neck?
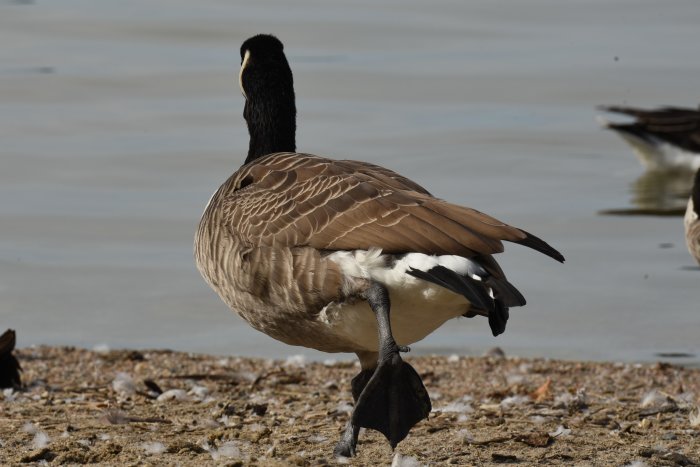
[244,91,296,164]
[240,35,296,165]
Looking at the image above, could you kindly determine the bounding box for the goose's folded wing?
[220,153,563,261]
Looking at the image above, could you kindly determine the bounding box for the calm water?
[1,0,699,364]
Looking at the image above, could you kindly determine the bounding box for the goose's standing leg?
[334,282,432,456]
[333,361,373,457]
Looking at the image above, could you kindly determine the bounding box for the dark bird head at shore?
[0,329,21,389]
[239,34,296,163]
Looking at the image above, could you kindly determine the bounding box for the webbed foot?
[351,349,431,448]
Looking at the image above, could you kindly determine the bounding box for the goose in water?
[195,34,565,457]
[685,168,700,265]
[598,104,700,171]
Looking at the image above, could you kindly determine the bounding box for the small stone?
[20,448,55,463]
[517,432,552,447]
[286,454,309,466]
[484,347,506,359]
[662,451,695,465]
[492,452,517,463]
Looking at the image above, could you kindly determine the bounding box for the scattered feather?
[689,407,700,427]
[142,441,166,455]
[205,441,241,460]
[22,422,38,434]
[640,390,665,408]
[111,373,136,397]
[323,380,338,390]
[157,389,188,402]
[92,343,110,354]
[32,431,50,449]
[554,392,573,407]
[323,359,337,367]
[439,401,473,414]
[307,435,327,444]
[623,462,649,467]
[500,395,529,409]
[391,452,425,467]
[187,385,209,400]
[3,388,17,402]
[284,354,307,368]
[447,354,460,363]
[458,429,474,443]
[334,401,353,415]
[548,425,572,437]
[505,373,525,385]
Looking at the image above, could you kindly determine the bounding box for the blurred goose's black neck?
[693,169,700,215]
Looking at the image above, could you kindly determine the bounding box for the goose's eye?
[237,175,254,191]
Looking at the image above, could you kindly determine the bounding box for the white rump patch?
[324,249,476,350]
[327,249,481,288]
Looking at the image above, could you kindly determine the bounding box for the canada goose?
[685,168,700,264]
[195,34,564,457]
[598,105,700,171]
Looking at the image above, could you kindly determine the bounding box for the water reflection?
[600,169,695,216]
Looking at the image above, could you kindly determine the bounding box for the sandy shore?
[1,346,699,466]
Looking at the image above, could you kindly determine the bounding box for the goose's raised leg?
[334,282,431,456]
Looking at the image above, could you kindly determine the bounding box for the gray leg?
[350,282,432,450]
[333,369,372,457]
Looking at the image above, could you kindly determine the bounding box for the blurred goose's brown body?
[685,169,700,265]
[599,105,700,170]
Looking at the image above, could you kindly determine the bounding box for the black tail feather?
[488,300,509,336]
[487,278,526,307]
[407,265,493,313]
[513,230,565,263]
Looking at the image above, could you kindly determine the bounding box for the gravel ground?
[1,346,699,466]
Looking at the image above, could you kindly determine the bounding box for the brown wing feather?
[219,152,543,258]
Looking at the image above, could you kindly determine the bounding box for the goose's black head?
[239,34,296,164]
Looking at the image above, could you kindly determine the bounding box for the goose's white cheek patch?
[239,50,251,99]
